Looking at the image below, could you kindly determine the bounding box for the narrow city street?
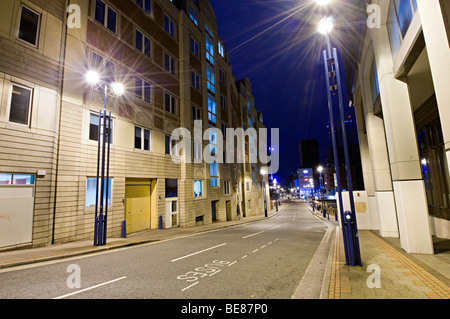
[0,202,334,299]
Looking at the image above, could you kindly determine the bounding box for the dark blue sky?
[210,0,349,183]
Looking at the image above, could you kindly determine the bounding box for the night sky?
[209,0,362,184]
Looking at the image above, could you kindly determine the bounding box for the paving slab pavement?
[306,202,450,299]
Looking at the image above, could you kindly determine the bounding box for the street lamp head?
[318,17,334,35]
[111,82,125,96]
[260,168,267,176]
[85,70,100,85]
[316,0,332,6]
[317,165,323,173]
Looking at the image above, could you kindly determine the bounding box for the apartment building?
[0,0,67,249]
[0,0,266,249]
[348,0,450,254]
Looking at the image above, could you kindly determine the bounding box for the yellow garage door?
[125,179,151,234]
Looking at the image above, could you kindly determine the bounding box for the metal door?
[125,180,151,234]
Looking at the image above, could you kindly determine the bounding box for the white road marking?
[181,281,199,292]
[241,255,248,259]
[53,276,127,299]
[252,249,259,253]
[228,261,238,267]
[270,225,281,230]
[242,231,264,239]
[260,245,266,249]
[171,243,227,262]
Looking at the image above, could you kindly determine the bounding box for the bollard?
[342,211,362,266]
[158,215,163,229]
[121,220,127,238]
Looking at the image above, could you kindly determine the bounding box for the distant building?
[298,139,321,189]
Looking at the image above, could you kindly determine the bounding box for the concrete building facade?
[349,0,450,254]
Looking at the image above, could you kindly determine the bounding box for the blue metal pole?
[103,110,111,245]
[322,49,350,266]
[94,109,102,246]
[333,48,362,266]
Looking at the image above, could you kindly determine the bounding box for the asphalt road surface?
[0,202,334,299]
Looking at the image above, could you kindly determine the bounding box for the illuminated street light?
[316,0,332,6]
[318,17,334,35]
[111,82,125,96]
[85,71,125,247]
[85,70,100,85]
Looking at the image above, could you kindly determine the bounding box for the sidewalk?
[0,204,286,270]
[307,203,450,299]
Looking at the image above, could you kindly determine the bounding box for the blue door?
[211,201,217,221]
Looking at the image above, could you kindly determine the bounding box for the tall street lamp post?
[316,0,361,266]
[85,71,124,246]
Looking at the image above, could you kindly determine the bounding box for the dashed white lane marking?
[242,231,265,239]
[181,281,199,292]
[171,243,227,262]
[53,276,127,299]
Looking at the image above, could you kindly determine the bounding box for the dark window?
[135,126,142,149]
[95,0,106,25]
[95,0,117,34]
[18,6,40,46]
[165,179,178,198]
[9,85,32,125]
[135,126,150,151]
[136,0,151,15]
[89,113,113,143]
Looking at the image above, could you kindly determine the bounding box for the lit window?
[189,6,198,26]
[218,41,224,58]
[0,173,35,185]
[9,84,32,126]
[210,162,218,187]
[18,6,40,46]
[207,66,215,94]
[86,178,112,208]
[205,25,214,65]
[194,180,203,197]
[208,94,216,124]
[387,0,418,58]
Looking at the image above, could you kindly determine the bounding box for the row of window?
[84,175,235,210]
